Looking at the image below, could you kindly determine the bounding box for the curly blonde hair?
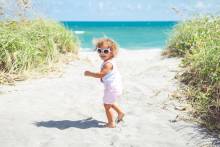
[94,38,119,57]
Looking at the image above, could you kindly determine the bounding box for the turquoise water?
[62,21,177,50]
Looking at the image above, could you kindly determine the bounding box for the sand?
[0,49,219,147]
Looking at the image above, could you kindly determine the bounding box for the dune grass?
[0,19,79,84]
[163,16,220,130]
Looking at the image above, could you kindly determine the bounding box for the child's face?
[97,45,113,61]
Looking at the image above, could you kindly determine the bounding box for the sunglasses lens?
[97,49,102,53]
[103,49,109,54]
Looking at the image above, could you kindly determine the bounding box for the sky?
[32,0,220,21]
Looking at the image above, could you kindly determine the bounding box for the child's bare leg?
[112,103,125,121]
[104,104,115,128]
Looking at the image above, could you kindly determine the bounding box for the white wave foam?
[74,31,85,34]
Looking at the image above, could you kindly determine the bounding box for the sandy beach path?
[0,49,218,147]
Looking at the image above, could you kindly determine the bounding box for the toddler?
[84,38,125,128]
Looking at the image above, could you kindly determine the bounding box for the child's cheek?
[108,52,113,57]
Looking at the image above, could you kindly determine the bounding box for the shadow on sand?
[174,122,220,146]
[34,117,106,130]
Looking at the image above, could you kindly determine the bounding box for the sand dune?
[0,49,218,147]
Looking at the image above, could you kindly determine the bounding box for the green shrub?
[0,19,79,83]
[163,16,220,130]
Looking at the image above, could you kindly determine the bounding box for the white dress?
[101,59,123,104]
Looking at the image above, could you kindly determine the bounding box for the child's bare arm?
[84,63,112,78]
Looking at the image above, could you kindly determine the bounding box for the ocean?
[61,21,177,51]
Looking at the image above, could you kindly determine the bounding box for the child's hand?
[84,71,91,76]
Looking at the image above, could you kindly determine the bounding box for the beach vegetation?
[163,16,220,130]
[0,0,79,84]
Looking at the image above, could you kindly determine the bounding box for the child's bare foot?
[116,113,125,123]
[105,123,115,128]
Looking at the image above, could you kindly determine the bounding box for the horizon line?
[60,20,180,22]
